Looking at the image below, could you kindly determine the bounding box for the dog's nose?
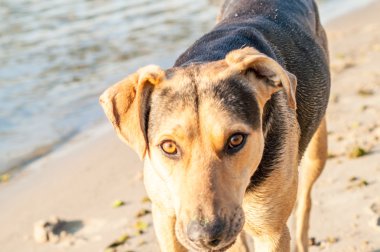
[187,218,224,248]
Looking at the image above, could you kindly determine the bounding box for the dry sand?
[1,2,380,251]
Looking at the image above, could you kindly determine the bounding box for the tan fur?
[145,95,264,250]
[99,48,312,252]
[99,65,164,159]
[295,117,327,252]
[228,231,250,252]
[152,204,188,252]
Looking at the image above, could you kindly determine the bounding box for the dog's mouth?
[188,237,236,252]
[208,239,237,252]
[197,240,237,252]
[176,227,237,252]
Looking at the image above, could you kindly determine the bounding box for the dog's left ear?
[226,47,297,109]
[99,65,164,159]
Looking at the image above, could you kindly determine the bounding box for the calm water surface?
[0,0,374,173]
[0,0,220,172]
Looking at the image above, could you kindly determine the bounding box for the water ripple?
[0,0,220,172]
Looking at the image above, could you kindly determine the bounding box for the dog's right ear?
[226,47,297,110]
[99,65,164,159]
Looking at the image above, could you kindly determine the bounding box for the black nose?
[187,218,224,248]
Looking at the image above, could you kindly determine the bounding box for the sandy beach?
[1,1,380,251]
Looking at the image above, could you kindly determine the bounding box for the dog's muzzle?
[177,208,245,251]
[187,218,225,249]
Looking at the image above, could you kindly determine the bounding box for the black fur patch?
[207,76,260,128]
[248,96,287,190]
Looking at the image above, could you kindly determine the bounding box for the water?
[0,0,374,173]
[0,0,220,172]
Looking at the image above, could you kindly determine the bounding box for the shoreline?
[1,1,380,251]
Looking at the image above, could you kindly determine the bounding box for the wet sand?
[1,1,380,251]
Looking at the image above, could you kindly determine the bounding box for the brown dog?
[100,0,330,251]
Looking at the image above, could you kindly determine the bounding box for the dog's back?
[176,0,330,157]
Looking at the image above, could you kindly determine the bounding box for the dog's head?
[100,47,296,251]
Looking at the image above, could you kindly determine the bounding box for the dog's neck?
[249,91,295,190]
[174,20,280,68]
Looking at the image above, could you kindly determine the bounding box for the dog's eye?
[161,140,178,155]
[226,133,247,154]
[229,134,244,147]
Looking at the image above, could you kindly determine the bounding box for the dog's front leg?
[248,226,291,252]
[152,204,187,252]
[227,231,250,252]
[243,171,297,252]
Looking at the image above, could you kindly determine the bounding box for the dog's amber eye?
[226,133,247,154]
[161,141,178,155]
[229,134,244,148]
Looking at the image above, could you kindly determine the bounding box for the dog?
[99,0,330,251]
